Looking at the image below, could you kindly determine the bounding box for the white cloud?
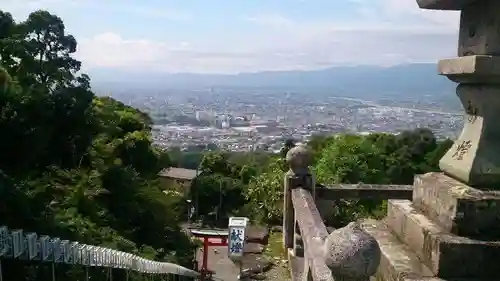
[77,28,457,74]
[77,33,168,68]
[3,0,462,73]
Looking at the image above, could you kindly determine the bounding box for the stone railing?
[283,1,500,281]
[283,145,413,281]
[0,226,199,281]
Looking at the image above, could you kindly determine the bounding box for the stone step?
[359,219,434,281]
[412,172,500,240]
[386,199,500,279]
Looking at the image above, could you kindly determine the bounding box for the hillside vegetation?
[180,129,452,227]
[0,10,194,281]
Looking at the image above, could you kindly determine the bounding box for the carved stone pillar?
[417,0,500,188]
[283,145,313,252]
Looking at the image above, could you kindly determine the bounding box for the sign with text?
[227,217,249,261]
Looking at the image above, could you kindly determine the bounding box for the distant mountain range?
[89,63,457,99]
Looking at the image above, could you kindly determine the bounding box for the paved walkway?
[197,246,240,281]
[192,225,270,281]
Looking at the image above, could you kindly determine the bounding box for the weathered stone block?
[241,254,273,274]
[244,242,265,254]
[458,0,500,56]
[438,83,500,188]
[439,55,500,84]
[412,173,500,240]
[359,219,433,281]
[416,0,477,10]
[387,199,500,278]
[246,225,269,244]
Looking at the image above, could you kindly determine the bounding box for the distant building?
[232,117,249,127]
[158,167,198,197]
[195,111,211,121]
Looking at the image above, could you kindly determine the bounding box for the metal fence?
[0,226,200,281]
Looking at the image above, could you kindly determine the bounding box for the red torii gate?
[190,229,228,281]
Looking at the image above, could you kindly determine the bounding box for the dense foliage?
[185,151,271,226]
[180,129,452,228]
[313,129,452,226]
[0,10,194,281]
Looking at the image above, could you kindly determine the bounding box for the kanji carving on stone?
[452,140,472,160]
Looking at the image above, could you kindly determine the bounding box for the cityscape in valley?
[106,85,463,153]
[96,63,464,153]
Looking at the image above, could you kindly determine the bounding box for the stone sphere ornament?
[285,145,312,175]
[323,222,381,280]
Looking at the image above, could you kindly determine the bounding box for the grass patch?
[264,230,287,259]
[263,229,291,280]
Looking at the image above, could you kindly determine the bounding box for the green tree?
[313,129,452,227]
[0,11,20,69]
[238,164,257,184]
[307,135,335,164]
[315,134,388,184]
[0,9,195,281]
[15,10,86,90]
[199,151,230,175]
[245,158,284,224]
[191,174,246,226]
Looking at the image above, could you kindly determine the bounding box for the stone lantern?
[417,0,500,188]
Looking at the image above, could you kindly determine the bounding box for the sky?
[3,0,460,74]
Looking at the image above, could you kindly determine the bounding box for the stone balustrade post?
[283,145,313,252]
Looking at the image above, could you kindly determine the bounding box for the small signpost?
[228,217,249,279]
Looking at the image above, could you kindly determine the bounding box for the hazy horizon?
[86,61,440,77]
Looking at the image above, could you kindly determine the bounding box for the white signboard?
[227,217,249,261]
